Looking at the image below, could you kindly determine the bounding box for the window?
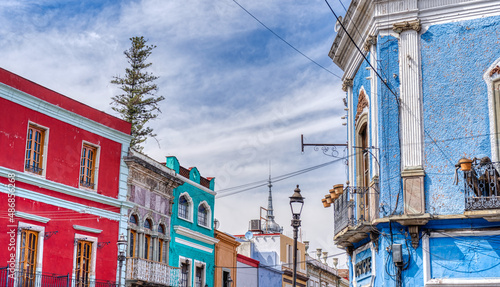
[144,219,152,230]
[75,241,92,287]
[222,270,232,287]
[144,235,151,260]
[198,204,208,226]
[180,261,190,287]
[158,238,164,262]
[129,230,136,258]
[495,80,500,156]
[25,125,46,175]
[179,195,190,220]
[80,144,97,189]
[195,265,204,287]
[19,229,38,287]
[130,214,138,225]
[356,115,370,222]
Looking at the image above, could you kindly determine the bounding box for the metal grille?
[463,160,500,211]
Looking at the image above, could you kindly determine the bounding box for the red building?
[0,68,132,286]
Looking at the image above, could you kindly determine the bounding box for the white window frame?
[422,230,500,286]
[179,256,192,287]
[197,201,211,229]
[16,222,45,281]
[484,58,500,161]
[178,192,193,223]
[351,242,375,287]
[194,260,206,287]
[25,122,49,177]
[72,234,98,287]
[79,141,100,191]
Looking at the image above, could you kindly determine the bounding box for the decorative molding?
[0,83,131,145]
[173,225,219,245]
[0,184,122,221]
[408,226,419,249]
[175,237,213,253]
[423,230,500,286]
[0,166,134,209]
[490,66,500,77]
[355,90,369,123]
[73,225,103,234]
[392,19,421,33]
[15,211,50,223]
[363,35,377,52]
[342,78,353,92]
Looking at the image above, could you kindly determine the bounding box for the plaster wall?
[236,261,258,287]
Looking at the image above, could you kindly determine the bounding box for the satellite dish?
[245,231,254,240]
[334,16,343,32]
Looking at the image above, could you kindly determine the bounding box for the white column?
[398,27,424,170]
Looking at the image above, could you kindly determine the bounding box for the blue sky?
[1,0,350,267]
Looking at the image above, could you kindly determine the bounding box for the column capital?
[363,35,377,52]
[342,78,353,92]
[392,19,421,33]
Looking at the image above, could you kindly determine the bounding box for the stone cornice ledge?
[73,225,103,234]
[15,211,50,223]
[174,225,219,245]
[0,166,134,209]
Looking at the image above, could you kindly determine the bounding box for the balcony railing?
[0,267,117,287]
[126,257,180,287]
[463,159,500,211]
[333,186,377,236]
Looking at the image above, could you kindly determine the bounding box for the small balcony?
[461,158,500,211]
[333,186,378,247]
[126,258,179,287]
[0,267,117,287]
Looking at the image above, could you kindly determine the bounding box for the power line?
[231,0,341,79]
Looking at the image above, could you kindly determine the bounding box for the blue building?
[166,156,217,287]
[329,0,500,286]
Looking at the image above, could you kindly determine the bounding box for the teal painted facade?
[166,156,216,287]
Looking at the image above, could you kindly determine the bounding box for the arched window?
[158,224,165,234]
[144,219,152,260]
[198,204,208,227]
[144,219,152,230]
[179,195,190,220]
[356,113,370,222]
[129,214,138,225]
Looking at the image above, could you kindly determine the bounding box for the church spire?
[263,163,281,234]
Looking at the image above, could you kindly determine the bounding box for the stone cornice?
[0,83,131,145]
[15,211,50,223]
[73,225,103,234]
[363,35,377,52]
[174,225,219,245]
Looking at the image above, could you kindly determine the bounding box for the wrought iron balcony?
[126,257,180,287]
[462,158,500,211]
[333,186,378,246]
[0,267,117,287]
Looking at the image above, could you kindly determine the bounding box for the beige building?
[214,230,240,287]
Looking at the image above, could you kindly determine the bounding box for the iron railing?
[126,257,180,287]
[463,159,500,211]
[0,267,117,287]
[333,186,377,236]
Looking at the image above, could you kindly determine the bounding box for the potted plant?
[458,158,473,171]
[334,184,344,195]
[325,194,333,204]
[322,198,331,208]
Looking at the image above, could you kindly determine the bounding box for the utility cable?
[231,0,341,79]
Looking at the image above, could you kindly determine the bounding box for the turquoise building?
[166,156,217,287]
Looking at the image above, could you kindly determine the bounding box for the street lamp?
[289,185,304,287]
[226,274,233,287]
[117,233,127,287]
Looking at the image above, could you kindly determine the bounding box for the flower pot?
[331,192,339,200]
[325,194,333,204]
[334,184,344,195]
[322,198,330,208]
[459,158,473,171]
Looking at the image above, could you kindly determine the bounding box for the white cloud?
[0,0,348,269]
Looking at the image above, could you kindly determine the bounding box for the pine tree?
[111,36,164,151]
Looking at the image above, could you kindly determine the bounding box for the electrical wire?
[231,0,341,79]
